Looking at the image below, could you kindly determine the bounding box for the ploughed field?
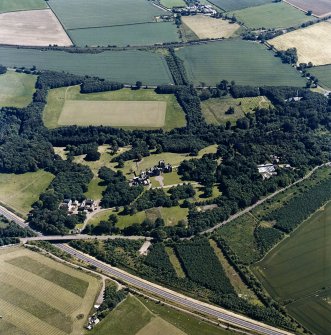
[0,47,173,85]
[285,0,331,17]
[43,86,185,130]
[253,201,331,335]
[0,247,100,335]
[176,40,305,86]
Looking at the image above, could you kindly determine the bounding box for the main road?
[57,243,293,335]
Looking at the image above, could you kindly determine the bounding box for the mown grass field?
[0,47,173,85]
[88,294,234,335]
[0,70,36,108]
[88,205,189,228]
[253,201,331,335]
[231,2,312,29]
[44,86,185,130]
[0,0,48,13]
[0,247,100,335]
[310,65,331,89]
[270,21,331,66]
[69,22,180,47]
[0,170,54,217]
[207,0,272,11]
[176,40,305,86]
[201,96,272,125]
[48,0,166,30]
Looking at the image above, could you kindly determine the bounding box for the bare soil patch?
[0,9,72,46]
[285,0,331,17]
[182,15,240,39]
[270,22,331,66]
[58,100,167,128]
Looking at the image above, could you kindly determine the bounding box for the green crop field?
[43,86,185,130]
[160,0,186,8]
[69,22,180,47]
[231,2,312,29]
[0,170,54,217]
[253,201,331,335]
[48,0,166,30]
[0,0,48,13]
[0,70,36,108]
[202,96,272,125]
[310,65,331,90]
[0,47,173,85]
[207,0,272,11]
[176,40,305,87]
[0,247,100,335]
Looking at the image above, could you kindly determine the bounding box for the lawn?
[43,86,185,130]
[202,96,272,125]
[69,22,180,47]
[0,70,36,108]
[253,201,331,335]
[231,2,312,29]
[270,21,331,66]
[0,170,54,217]
[0,0,47,13]
[0,47,173,85]
[176,40,306,86]
[207,0,272,11]
[310,65,331,89]
[48,0,166,30]
[0,247,101,335]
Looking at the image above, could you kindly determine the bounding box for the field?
[58,100,167,128]
[231,2,312,29]
[209,240,261,305]
[160,0,186,8]
[0,170,54,217]
[48,0,166,30]
[207,0,272,11]
[253,201,331,335]
[87,206,189,228]
[89,294,233,335]
[44,86,185,130]
[201,96,272,125]
[0,0,47,13]
[176,40,306,86]
[310,65,331,89]
[270,21,331,66]
[0,9,72,46]
[0,247,100,335]
[0,47,173,85]
[69,22,180,47]
[285,0,331,17]
[182,16,240,39]
[0,70,36,108]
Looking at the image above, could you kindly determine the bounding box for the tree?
[306,10,312,16]
[136,81,142,89]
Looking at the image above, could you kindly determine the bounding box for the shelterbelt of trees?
[0,57,330,236]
